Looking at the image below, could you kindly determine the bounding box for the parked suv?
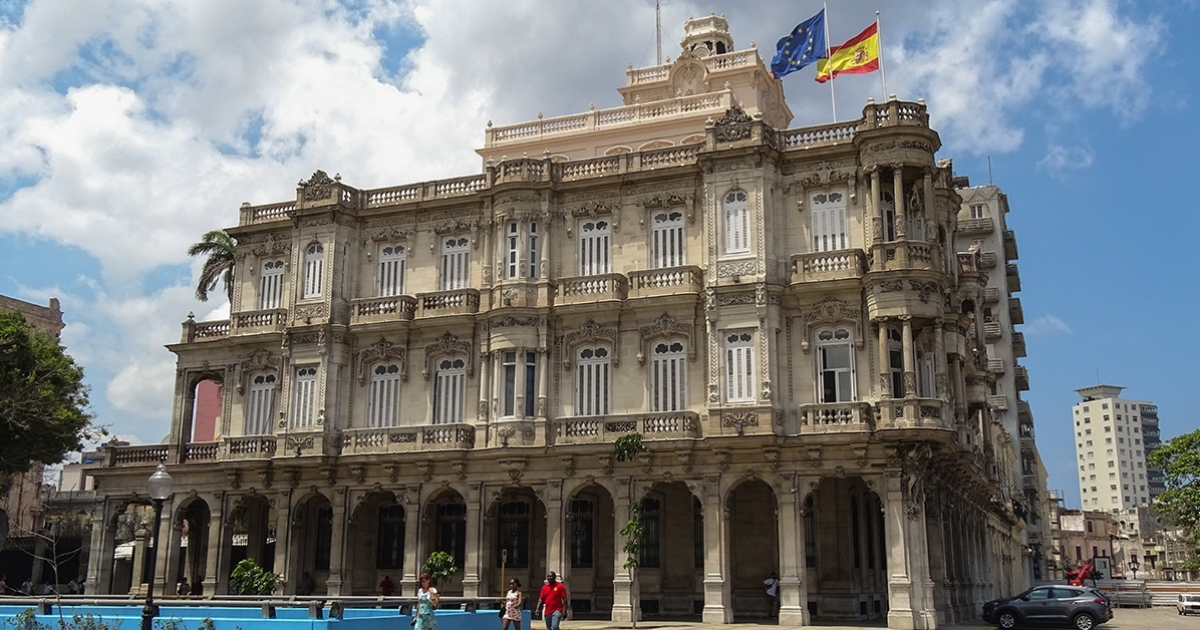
[1179,594,1200,615]
[983,585,1113,630]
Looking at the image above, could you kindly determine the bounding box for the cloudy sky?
[0,0,1195,508]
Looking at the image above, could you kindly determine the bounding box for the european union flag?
[771,10,827,79]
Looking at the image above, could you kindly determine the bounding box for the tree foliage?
[1149,429,1200,560]
[187,229,238,302]
[612,433,647,462]
[421,551,459,584]
[229,558,282,595]
[0,310,95,484]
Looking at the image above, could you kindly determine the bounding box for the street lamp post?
[141,463,174,630]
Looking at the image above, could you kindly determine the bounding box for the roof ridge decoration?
[713,105,753,142]
[298,170,340,201]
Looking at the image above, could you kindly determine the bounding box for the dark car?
[983,585,1113,630]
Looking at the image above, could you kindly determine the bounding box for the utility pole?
[656,0,662,65]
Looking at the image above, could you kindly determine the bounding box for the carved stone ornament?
[801,297,865,352]
[570,199,619,217]
[250,233,291,256]
[298,170,339,202]
[721,411,758,429]
[714,105,753,142]
[491,315,540,329]
[423,331,473,380]
[226,470,242,490]
[563,319,619,369]
[367,226,410,242]
[716,260,757,278]
[910,280,941,304]
[357,337,407,384]
[638,313,695,364]
[237,348,280,394]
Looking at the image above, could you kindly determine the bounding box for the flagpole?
[823,0,836,122]
[876,10,888,98]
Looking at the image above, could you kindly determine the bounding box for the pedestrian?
[67,579,79,595]
[0,573,8,595]
[535,571,568,630]
[380,575,394,596]
[500,578,523,630]
[177,577,190,597]
[763,571,780,618]
[20,580,33,596]
[414,573,440,630]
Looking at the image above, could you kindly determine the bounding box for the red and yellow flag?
[815,22,880,83]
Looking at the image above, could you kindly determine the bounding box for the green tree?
[229,558,282,595]
[187,229,238,302]
[421,551,459,584]
[612,433,649,628]
[0,310,95,487]
[1149,429,1200,566]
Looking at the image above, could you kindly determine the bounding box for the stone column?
[326,487,349,595]
[400,492,421,596]
[537,346,550,422]
[611,479,636,624]
[462,482,483,598]
[925,496,947,627]
[85,503,116,594]
[204,493,228,596]
[877,321,891,400]
[545,480,565,582]
[701,474,732,624]
[869,167,884,270]
[159,502,183,598]
[901,316,916,401]
[892,165,907,240]
[777,474,807,626]
[131,522,149,596]
[479,350,492,425]
[273,491,294,594]
[883,470,918,630]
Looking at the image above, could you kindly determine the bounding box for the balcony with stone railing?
[876,398,951,431]
[1009,297,1024,325]
[978,251,997,269]
[627,266,703,299]
[983,287,1000,304]
[983,320,1003,340]
[790,250,867,284]
[1012,331,1027,357]
[988,358,1006,374]
[180,316,231,343]
[1014,364,1030,391]
[352,295,418,325]
[183,441,219,463]
[232,309,288,335]
[1003,230,1018,261]
[417,289,480,317]
[990,394,1009,411]
[1006,263,1021,293]
[798,402,875,435]
[957,218,994,235]
[876,240,938,273]
[223,435,278,461]
[554,411,701,446]
[556,274,628,306]
[340,423,476,455]
[108,444,171,467]
[1018,399,1032,423]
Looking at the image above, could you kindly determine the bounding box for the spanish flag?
[815,22,880,83]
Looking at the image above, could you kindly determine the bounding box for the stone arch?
[170,495,211,595]
[638,139,675,151]
[637,480,704,618]
[483,486,546,599]
[350,489,402,595]
[291,491,333,595]
[604,146,632,156]
[726,477,779,619]
[423,487,467,595]
[565,481,617,615]
[802,476,887,622]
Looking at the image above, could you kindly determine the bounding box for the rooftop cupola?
[680,13,733,57]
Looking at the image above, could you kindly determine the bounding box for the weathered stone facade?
[86,16,1042,629]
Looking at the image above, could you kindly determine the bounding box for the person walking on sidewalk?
[535,571,568,630]
[501,578,524,630]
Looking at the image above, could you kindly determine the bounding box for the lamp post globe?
[141,463,174,630]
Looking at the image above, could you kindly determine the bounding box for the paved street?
[563,606,1198,630]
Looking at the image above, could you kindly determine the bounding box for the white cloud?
[1039,143,1095,173]
[1024,314,1074,336]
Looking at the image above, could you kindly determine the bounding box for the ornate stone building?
[87,15,1042,630]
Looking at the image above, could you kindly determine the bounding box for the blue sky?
[0,0,1195,508]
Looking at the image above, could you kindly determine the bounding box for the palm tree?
[187,229,238,302]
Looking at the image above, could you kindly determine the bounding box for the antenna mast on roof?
[656,0,662,65]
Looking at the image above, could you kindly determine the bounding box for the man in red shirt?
[536,571,568,630]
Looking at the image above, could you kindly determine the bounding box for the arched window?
[722,190,750,254]
[433,357,466,424]
[723,331,755,403]
[650,339,687,412]
[880,191,897,242]
[505,222,539,280]
[368,363,402,427]
[377,505,405,570]
[569,496,595,568]
[292,366,318,428]
[377,244,407,297]
[440,237,470,291]
[887,328,904,398]
[810,189,847,252]
[245,373,276,435]
[302,243,324,298]
[650,211,685,268]
[576,345,611,416]
[816,327,855,403]
[497,500,531,568]
[259,259,285,309]
[578,219,611,276]
[435,502,466,563]
[639,497,662,568]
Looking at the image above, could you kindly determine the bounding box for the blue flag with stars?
[771,10,827,78]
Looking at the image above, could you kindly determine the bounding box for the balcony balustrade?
[1012,331,1027,357]
[798,402,875,434]
[978,251,997,268]
[340,424,476,455]
[990,394,1009,411]
[554,412,700,445]
[1009,297,1024,325]
[183,441,219,462]
[627,266,703,298]
[109,444,170,467]
[876,398,950,430]
[1014,365,1029,391]
[556,273,628,305]
[988,358,1006,374]
[181,318,230,343]
[790,250,866,284]
[352,295,418,325]
[1006,263,1022,293]
[983,320,1003,340]
[983,287,1000,304]
[417,289,480,317]
[232,309,288,335]
[957,218,994,234]
[223,435,278,461]
[1003,230,1019,261]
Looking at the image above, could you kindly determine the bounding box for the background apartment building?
[1072,385,1162,512]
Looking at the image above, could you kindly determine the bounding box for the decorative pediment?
[433,219,475,235]
[367,227,410,242]
[357,337,408,384]
[713,105,753,142]
[570,199,619,217]
[800,297,864,352]
[298,170,339,201]
[249,233,291,256]
[637,313,695,364]
[236,348,280,394]
[423,331,473,380]
[562,319,619,369]
[491,315,540,329]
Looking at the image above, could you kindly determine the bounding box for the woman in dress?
[414,573,440,630]
[501,578,523,630]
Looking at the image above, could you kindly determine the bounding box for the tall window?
[881,192,897,242]
[576,345,611,416]
[569,496,595,569]
[496,500,531,568]
[639,497,662,568]
[804,495,816,567]
[816,328,855,403]
[245,373,277,435]
[436,503,466,564]
[501,350,538,418]
[722,190,750,254]
[377,244,407,297]
[506,223,520,279]
[259,259,284,309]
[302,243,324,298]
[504,221,540,280]
[650,340,687,412]
[315,505,333,570]
[917,351,936,398]
[440,237,470,290]
[433,357,466,423]
[810,190,847,252]
[292,366,318,428]
[723,331,755,403]
[969,204,986,219]
[888,328,904,398]
[578,219,611,275]
[368,363,402,427]
[528,222,539,279]
[377,505,405,570]
[650,211,685,268]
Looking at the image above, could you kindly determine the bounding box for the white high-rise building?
[1073,385,1159,511]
